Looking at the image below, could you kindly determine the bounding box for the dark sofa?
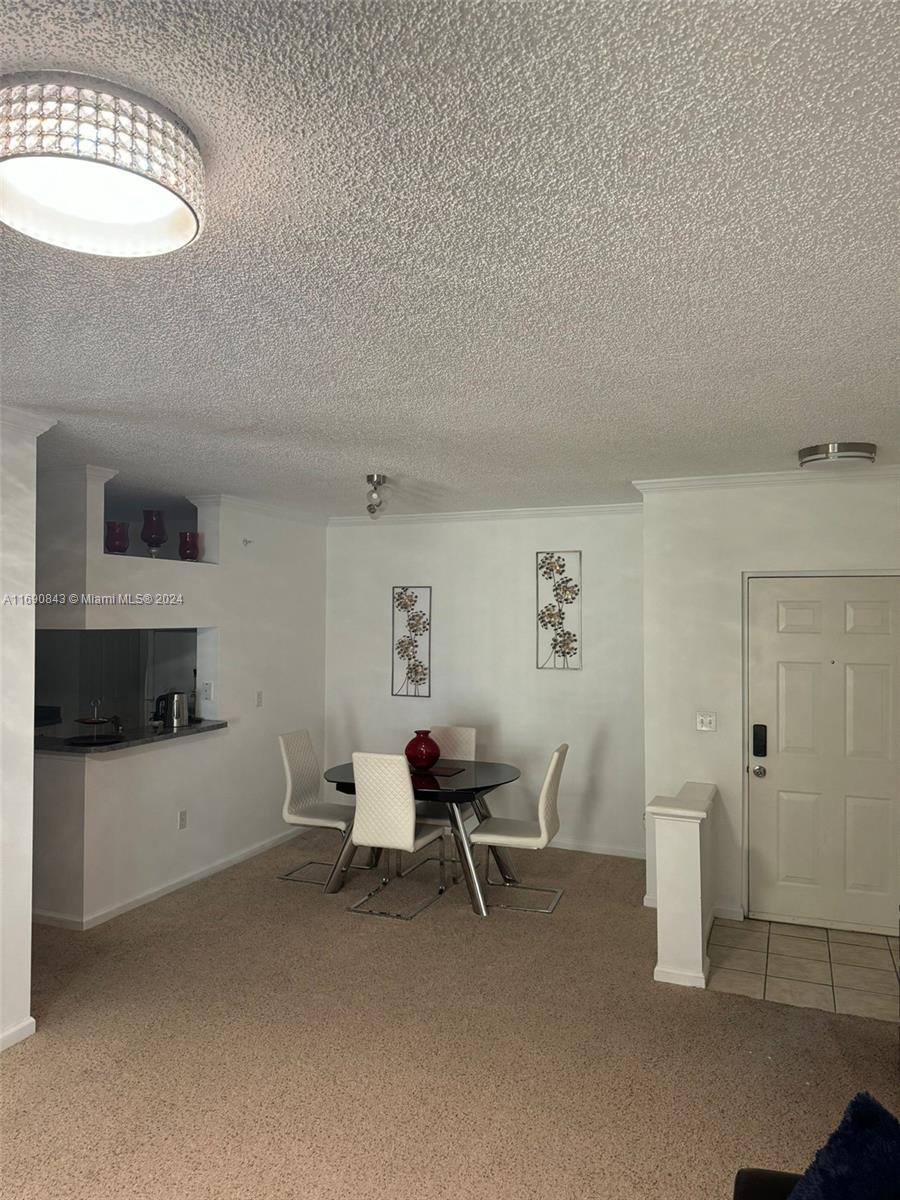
[733,1170,802,1199]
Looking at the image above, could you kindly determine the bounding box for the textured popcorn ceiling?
[2,1,898,516]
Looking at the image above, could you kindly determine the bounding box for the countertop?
[34,719,228,755]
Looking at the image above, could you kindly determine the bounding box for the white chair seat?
[284,802,355,831]
[415,799,473,825]
[469,816,543,849]
[410,824,445,852]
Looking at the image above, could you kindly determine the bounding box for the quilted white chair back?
[279,730,321,820]
[537,744,568,845]
[429,725,476,761]
[351,752,417,852]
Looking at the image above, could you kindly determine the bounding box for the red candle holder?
[179,531,200,561]
[104,521,129,555]
[140,510,167,558]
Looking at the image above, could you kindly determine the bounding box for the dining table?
[321,758,521,917]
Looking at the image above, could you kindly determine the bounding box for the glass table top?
[324,758,520,796]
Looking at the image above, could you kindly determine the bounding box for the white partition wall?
[0,408,55,1050]
[648,783,717,987]
[638,469,900,918]
[30,483,328,932]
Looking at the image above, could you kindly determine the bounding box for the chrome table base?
[320,790,521,919]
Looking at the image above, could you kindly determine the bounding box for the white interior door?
[748,576,899,933]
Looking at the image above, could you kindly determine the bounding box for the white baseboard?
[1,1016,36,1052]
[712,906,745,922]
[643,894,657,908]
[551,835,645,860]
[33,828,303,931]
[653,964,709,989]
[31,909,84,930]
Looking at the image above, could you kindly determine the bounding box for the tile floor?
[707,918,899,1022]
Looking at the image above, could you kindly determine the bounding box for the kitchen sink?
[64,734,127,747]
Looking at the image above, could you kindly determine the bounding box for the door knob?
[752,765,767,778]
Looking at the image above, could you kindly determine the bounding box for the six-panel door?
[748,576,899,933]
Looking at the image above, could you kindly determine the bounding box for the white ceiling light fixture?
[0,72,203,257]
[366,473,386,517]
[798,442,877,468]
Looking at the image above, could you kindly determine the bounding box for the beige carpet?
[1,835,895,1200]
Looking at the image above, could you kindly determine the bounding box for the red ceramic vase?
[405,730,440,770]
[140,509,167,556]
[104,521,129,555]
[179,531,200,561]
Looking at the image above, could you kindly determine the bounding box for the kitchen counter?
[34,719,228,755]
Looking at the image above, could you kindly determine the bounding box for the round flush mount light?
[0,72,203,257]
[798,442,877,468]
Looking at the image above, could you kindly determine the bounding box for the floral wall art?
[536,551,582,669]
[392,586,432,697]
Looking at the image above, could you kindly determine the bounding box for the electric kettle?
[153,691,189,730]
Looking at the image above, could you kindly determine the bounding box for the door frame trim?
[740,569,900,920]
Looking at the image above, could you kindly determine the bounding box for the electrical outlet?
[696,711,717,732]
[177,809,188,830]
[256,690,263,708]
[202,681,214,701]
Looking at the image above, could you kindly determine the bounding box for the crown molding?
[85,465,119,484]
[0,407,57,439]
[328,502,643,527]
[38,463,118,482]
[186,493,325,525]
[633,466,900,494]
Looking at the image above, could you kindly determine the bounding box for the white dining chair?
[415,724,477,827]
[349,752,447,920]
[430,725,476,761]
[276,730,359,888]
[468,743,568,913]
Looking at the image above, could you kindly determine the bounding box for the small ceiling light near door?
[798,442,877,468]
[0,73,203,257]
[366,473,386,517]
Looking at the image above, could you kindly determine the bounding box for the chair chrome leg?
[482,850,563,914]
[279,828,359,888]
[355,847,382,871]
[400,831,465,883]
[322,829,359,893]
[348,847,448,921]
[278,860,336,886]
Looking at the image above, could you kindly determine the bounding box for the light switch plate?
[202,681,214,701]
[696,710,717,732]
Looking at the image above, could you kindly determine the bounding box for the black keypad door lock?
[752,724,767,758]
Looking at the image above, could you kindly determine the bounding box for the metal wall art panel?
[392,586,432,697]
[536,551,581,669]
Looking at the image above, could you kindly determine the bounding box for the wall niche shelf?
[103,483,217,564]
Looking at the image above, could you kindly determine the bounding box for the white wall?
[640,470,900,917]
[325,508,645,857]
[0,409,55,1050]
[32,488,327,928]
